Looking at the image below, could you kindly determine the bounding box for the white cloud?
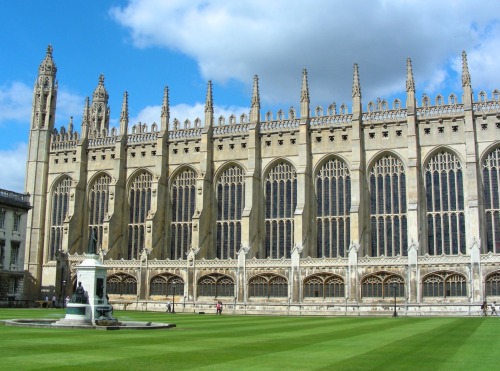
[0,82,32,124]
[0,142,27,193]
[0,81,84,129]
[110,0,500,108]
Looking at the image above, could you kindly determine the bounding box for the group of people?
[481,301,498,316]
[216,301,223,315]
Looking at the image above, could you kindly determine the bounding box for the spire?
[205,80,213,126]
[462,50,471,88]
[161,86,170,120]
[250,75,260,123]
[38,44,57,77]
[406,58,415,93]
[352,63,361,98]
[81,97,90,138]
[300,69,310,118]
[120,92,129,135]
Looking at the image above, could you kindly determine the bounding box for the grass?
[0,309,499,370]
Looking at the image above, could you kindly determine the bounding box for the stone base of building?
[114,300,492,317]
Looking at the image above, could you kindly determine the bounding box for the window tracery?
[88,174,111,252]
[485,272,500,296]
[248,274,288,298]
[316,158,351,257]
[107,273,137,295]
[170,169,196,260]
[422,272,467,298]
[216,166,244,259]
[369,155,407,257]
[197,273,234,297]
[425,151,465,255]
[303,273,344,298]
[149,274,184,296]
[264,162,297,258]
[49,177,71,260]
[128,172,152,260]
[361,272,404,298]
[483,147,500,253]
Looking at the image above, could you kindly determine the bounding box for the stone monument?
[55,234,118,326]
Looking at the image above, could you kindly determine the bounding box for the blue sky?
[1,0,500,193]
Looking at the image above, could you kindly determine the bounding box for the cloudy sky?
[1,0,500,192]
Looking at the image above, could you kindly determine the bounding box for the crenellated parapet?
[127,122,159,145]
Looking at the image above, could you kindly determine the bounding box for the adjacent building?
[23,46,500,315]
[0,189,30,305]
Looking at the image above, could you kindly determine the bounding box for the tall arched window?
[316,158,351,257]
[265,162,297,258]
[369,155,407,257]
[425,151,465,255]
[483,148,500,253]
[88,174,111,251]
[128,171,153,259]
[170,169,196,260]
[49,177,71,260]
[216,166,244,259]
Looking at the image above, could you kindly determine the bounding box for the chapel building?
[23,46,500,315]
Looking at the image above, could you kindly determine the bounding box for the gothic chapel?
[23,45,500,315]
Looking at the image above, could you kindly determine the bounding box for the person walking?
[167,301,171,313]
[491,301,497,316]
[481,301,488,316]
[216,301,221,315]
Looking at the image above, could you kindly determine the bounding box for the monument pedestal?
[56,254,118,326]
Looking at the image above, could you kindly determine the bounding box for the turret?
[462,51,473,107]
[300,69,310,119]
[352,63,362,115]
[250,75,260,123]
[204,80,214,127]
[89,74,110,133]
[160,86,170,130]
[406,58,416,110]
[119,92,129,135]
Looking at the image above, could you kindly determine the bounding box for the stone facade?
[23,46,500,315]
[0,188,30,305]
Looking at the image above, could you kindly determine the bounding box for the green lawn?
[0,309,498,370]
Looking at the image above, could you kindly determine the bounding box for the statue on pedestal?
[70,282,88,304]
[88,229,97,255]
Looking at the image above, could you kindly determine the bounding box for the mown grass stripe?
[1,309,499,370]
